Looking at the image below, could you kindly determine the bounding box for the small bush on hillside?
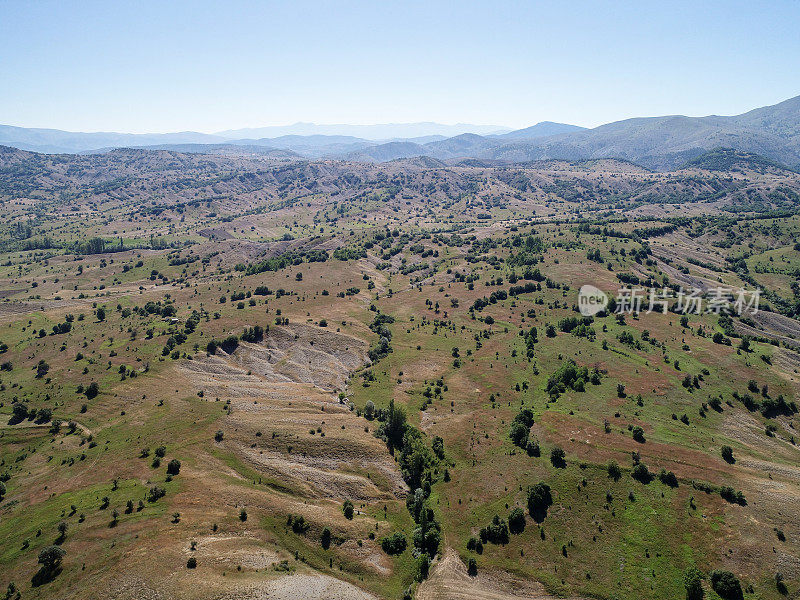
[381,532,407,555]
[683,566,704,600]
[508,507,526,534]
[550,446,566,468]
[479,515,509,545]
[527,482,553,522]
[632,463,652,483]
[710,570,743,600]
[721,445,734,463]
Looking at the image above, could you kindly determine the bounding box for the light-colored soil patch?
[417,548,589,600]
[228,323,368,392]
[191,534,282,570]
[215,573,379,600]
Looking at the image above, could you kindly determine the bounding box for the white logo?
[578,285,608,316]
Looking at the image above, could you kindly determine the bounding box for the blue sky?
[1,0,798,133]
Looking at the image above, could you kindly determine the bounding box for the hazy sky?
[2,0,799,133]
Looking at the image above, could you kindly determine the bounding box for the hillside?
[0,147,799,600]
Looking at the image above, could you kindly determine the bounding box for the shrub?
[658,469,678,488]
[241,325,264,343]
[545,361,596,398]
[381,532,407,555]
[288,514,309,533]
[432,436,445,459]
[364,400,375,420]
[719,486,746,505]
[343,500,354,519]
[509,422,529,448]
[479,515,509,545]
[721,445,734,463]
[550,446,566,468]
[85,382,99,399]
[467,557,478,577]
[166,459,181,475]
[527,482,553,522]
[508,507,526,534]
[683,566,704,600]
[526,439,540,457]
[10,403,28,424]
[632,463,652,483]
[187,557,197,569]
[321,527,332,550]
[417,553,430,581]
[607,460,622,481]
[35,360,50,379]
[632,426,645,443]
[38,545,66,571]
[710,570,743,600]
[147,486,166,502]
[239,508,247,522]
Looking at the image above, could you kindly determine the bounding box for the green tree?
[710,570,743,600]
[321,527,331,550]
[342,500,354,520]
[384,399,407,452]
[684,567,704,600]
[527,482,553,522]
[38,546,66,572]
[508,507,526,534]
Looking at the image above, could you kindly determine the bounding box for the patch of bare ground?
[751,310,800,341]
[227,323,368,392]
[180,323,405,503]
[79,325,404,600]
[213,573,379,600]
[771,347,800,383]
[734,322,800,353]
[417,548,588,600]
[721,410,799,464]
[105,576,167,600]
[189,534,282,569]
[652,232,726,267]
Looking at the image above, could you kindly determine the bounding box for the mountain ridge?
[2,94,799,170]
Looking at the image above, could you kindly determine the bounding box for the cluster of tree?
[690,480,747,506]
[245,249,328,276]
[206,335,240,355]
[545,360,601,399]
[367,313,395,362]
[470,289,507,312]
[509,408,535,451]
[375,399,441,580]
[240,325,265,343]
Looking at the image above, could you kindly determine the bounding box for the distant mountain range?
[2,95,799,170]
[0,122,509,155]
[216,122,511,140]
